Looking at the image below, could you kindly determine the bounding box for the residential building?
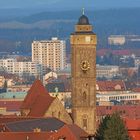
[97,91,140,105]
[0,76,5,88]
[96,65,120,79]
[32,37,66,71]
[0,58,42,77]
[108,35,126,45]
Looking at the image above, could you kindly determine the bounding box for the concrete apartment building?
[32,37,66,72]
[0,58,41,77]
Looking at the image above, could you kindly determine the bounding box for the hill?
[0,8,140,53]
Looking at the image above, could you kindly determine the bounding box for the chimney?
[33,128,41,132]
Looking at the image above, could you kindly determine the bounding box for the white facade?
[108,35,126,45]
[97,92,140,102]
[96,65,120,78]
[32,37,66,71]
[0,58,41,77]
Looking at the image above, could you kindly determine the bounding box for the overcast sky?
[0,0,140,9]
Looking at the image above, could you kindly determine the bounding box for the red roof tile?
[125,118,140,130]
[96,80,126,91]
[21,80,55,117]
[28,95,54,117]
[0,132,52,140]
[124,119,140,140]
[129,131,140,140]
[50,124,88,140]
[97,49,132,57]
[97,105,140,119]
[21,80,51,109]
[0,101,23,111]
[132,87,140,92]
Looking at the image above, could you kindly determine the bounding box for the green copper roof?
[0,92,27,99]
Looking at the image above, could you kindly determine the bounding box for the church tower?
[70,10,97,134]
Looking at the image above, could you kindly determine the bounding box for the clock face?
[81,60,90,71]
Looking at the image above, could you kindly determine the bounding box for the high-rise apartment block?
[32,37,66,71]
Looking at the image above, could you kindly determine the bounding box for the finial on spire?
[82,8,85,15]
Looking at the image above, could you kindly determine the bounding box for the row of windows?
[109,95,137,100]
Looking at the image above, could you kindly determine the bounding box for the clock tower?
[70,11,97,134]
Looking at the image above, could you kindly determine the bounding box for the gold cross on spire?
[82,8,85,15]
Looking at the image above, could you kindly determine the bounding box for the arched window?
[58,111,61,118]
[52,112,54,117]
[83,91,87,100]
[82,115,88,130]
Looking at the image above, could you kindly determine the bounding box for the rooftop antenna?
[82,8,85,15]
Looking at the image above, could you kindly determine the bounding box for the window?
[52,112,54,117]
[58,111,61,118]
[83,91,87,100]
[83,118,87,129]
[82,115,88,130]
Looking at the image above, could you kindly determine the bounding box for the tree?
[95,115,111,140]
[95,113,130,140]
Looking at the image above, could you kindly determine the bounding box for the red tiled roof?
[21,80,55,117]
[0,101,23,111]
[124,119,140,140]
[129,131,140,140]
[97,105,140,119]
[0,132,52,140]
[96,80,126,91]
[0,124,88,140]
[97,49,132,56]
[21,80,52,109]
[28,95,54,117]
[125,118,140,130]
[50,124,88,140]
[132,87,140,92]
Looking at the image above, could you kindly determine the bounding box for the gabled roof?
[6,118,65,132]
[96,80,126,91]
[50,124,88,140]
[28,94,54,117]
[21,80,54,110]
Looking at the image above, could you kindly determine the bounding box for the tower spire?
[82,8,85,15]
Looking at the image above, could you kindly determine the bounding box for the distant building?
[97,105,140,120]
[43,71,57,85]
[32,37,66,71]
[0,76,5,88]
[0,58,42,77]
[108,35,126,45]
[96,65,120,79]
[97,91,140,105]
[7,85,31,92]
